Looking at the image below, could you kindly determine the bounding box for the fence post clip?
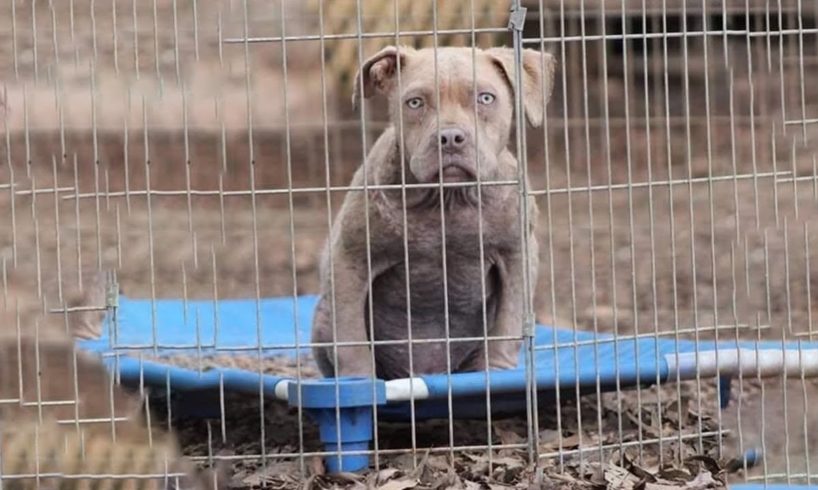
[508,5,527,32]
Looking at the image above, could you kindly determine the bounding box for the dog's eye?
[406,97,424,109]
[477,92,495,105]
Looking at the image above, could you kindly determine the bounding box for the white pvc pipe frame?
[666,348,818,380]
[274,377,430,403]
[272,348,818,404]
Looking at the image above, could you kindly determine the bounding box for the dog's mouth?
[430,157,476,183]
[436,165,473,182]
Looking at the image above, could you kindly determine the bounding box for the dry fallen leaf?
[376,477,419,490]
[603,464,641,490]
[240,461,301,487]
[541,432,583,452]
[538,429,560,447]
[389,453,422,473]
[493,421,525,446]
[375,468,401,484]
[684,471,718,489]
[309,456,326,476]
[587,463,607,487]
[462,480,482,490]
[489,456,526,470]
[657,466,693,483]
[620,452,657,483]
[644,483,688,490]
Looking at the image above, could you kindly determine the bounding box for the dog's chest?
[405,201,514,246]
[369,211,503,336]
[363,198,521,378]
[367,247,499,377]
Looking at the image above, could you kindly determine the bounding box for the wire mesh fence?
[1,0,818,488]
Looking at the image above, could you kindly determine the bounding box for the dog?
[312,45,555,380]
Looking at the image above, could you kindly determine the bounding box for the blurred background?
[2,0,818,482]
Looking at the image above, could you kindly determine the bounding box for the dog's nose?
[439,128,467,151]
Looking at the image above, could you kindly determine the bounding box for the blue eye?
[406,97,424,109]
[478,92,495,105]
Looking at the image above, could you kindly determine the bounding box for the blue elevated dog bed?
[77,295,818,473]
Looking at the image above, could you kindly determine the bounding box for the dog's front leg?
[312,191,395,378]
[486,233,539,371]
[312,258,378,377]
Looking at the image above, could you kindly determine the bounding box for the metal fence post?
[509,0,539,466]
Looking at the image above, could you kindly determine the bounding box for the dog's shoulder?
[328,127,403,257]
[365,126,400,186]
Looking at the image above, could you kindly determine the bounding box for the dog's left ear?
[487,48,556,128]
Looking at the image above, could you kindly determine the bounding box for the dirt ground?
[3,1,818,488]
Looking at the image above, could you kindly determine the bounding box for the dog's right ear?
[352,46,410,109]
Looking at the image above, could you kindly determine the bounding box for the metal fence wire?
[1,0,818,488]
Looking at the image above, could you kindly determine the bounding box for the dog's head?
[354,46,556,184]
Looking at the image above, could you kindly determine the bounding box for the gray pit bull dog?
[312,46,556,380]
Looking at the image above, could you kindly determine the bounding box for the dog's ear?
[487,48,556,128]
[352,46,410,108]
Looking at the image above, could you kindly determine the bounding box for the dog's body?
[312,46,555,380]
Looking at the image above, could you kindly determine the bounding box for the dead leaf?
[683,456,722,480]
[426,454,453,472]
[390,453,421,472]
[657,466,692,483]
[684,471,717,489]
[587,463,607,487]
[463,454,490,476]
[621,453,657,483]
[240,461,300,486]
[644,483,688,490]
[603,464,641,490]
[376,468,401,484]
[541,433,583,451]
[425,467,459,490]
[377,477,419,490]
[538,429,560,445]
[309,456,325,476]
[489,456,525,469]
[493,421,525,446]
[305,472,367,490]
[441,481,464,490]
